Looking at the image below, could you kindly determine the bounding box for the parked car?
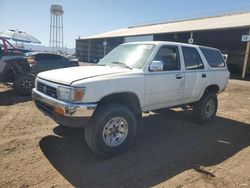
[0,38,32,95]
[32,41,230,157]
[26,52,79,75]
[0,41,79,95]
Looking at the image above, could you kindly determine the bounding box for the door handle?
[202,73,206,78]
[176,74,183,79]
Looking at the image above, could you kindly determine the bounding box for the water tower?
[49,4,64,52]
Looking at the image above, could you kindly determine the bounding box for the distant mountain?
[22,43,75,54]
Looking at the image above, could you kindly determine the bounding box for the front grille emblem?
[38,82,57,99]
[43,86,47,93]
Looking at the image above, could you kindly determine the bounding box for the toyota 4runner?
[32,41,230,157]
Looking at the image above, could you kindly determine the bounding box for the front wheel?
[84,103,137,157]
[193,92,218,124]
[13,74,35,95]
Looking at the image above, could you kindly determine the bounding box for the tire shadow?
[39,110,250,188]
[0,88,32,106]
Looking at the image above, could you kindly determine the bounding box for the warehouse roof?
[81,12,250,40]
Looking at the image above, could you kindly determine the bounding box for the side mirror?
[222,54,228,63]
[149,60,163,71]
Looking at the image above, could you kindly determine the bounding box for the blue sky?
[1,0,250,48]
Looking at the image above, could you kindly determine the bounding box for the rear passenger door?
[182,46,207,102]
[144,45,185,109]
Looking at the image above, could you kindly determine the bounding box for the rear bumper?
[32,88,97,128]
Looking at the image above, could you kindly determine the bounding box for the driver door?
[144,45,185,110]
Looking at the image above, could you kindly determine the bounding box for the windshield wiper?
[110,62,132,69]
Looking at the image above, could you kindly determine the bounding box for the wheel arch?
[195,84,220,103]
[2,60,28,82]
[204,84,220,94]
[97,92,142,115]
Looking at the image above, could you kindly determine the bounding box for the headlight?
[57,86,85,102]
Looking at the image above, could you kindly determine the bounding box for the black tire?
[193,92,218,124]
[84,103,137,157]
[13,74,35,95]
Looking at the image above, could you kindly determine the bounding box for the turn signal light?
[74,90,84,101]
[54,106,64,115]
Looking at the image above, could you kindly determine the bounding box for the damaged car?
[0,38,79,95]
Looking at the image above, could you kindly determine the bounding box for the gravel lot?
[0,79,249,188]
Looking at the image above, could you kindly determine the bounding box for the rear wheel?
[193,92,218,124]
[13,74,34,95]
[84,103,137,157]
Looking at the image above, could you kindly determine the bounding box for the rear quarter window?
[200,47,225,68]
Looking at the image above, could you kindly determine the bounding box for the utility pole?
[242,28,250,79]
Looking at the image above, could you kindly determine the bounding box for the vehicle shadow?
[39,110,250,188]
[230,74,250,81]
[0,88,32,106]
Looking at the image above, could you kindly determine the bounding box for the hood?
[37,65,132,85]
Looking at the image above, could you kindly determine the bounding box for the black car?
[26,52,79,75]
[0,49,79,95]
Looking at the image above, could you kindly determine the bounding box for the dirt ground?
[0,80,249,188]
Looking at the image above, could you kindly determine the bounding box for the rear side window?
[200,47,225,67]
[182,47,204,70]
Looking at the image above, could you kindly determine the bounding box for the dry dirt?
[0,80,250,188]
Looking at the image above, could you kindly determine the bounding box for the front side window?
[153,46,180,71]
[98,44,155,69]
[182,47,204,70]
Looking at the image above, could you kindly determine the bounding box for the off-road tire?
[84,103,137,157]
[193,92,218,124]
[13,74,34,95]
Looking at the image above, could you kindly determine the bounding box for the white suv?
[32,41,230,157]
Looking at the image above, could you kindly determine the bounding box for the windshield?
[98,43,155,69]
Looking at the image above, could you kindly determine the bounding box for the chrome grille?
[37,82,57,99]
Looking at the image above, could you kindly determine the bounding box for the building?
[76,12,250,78]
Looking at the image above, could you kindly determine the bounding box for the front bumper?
[32,88,97,128]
